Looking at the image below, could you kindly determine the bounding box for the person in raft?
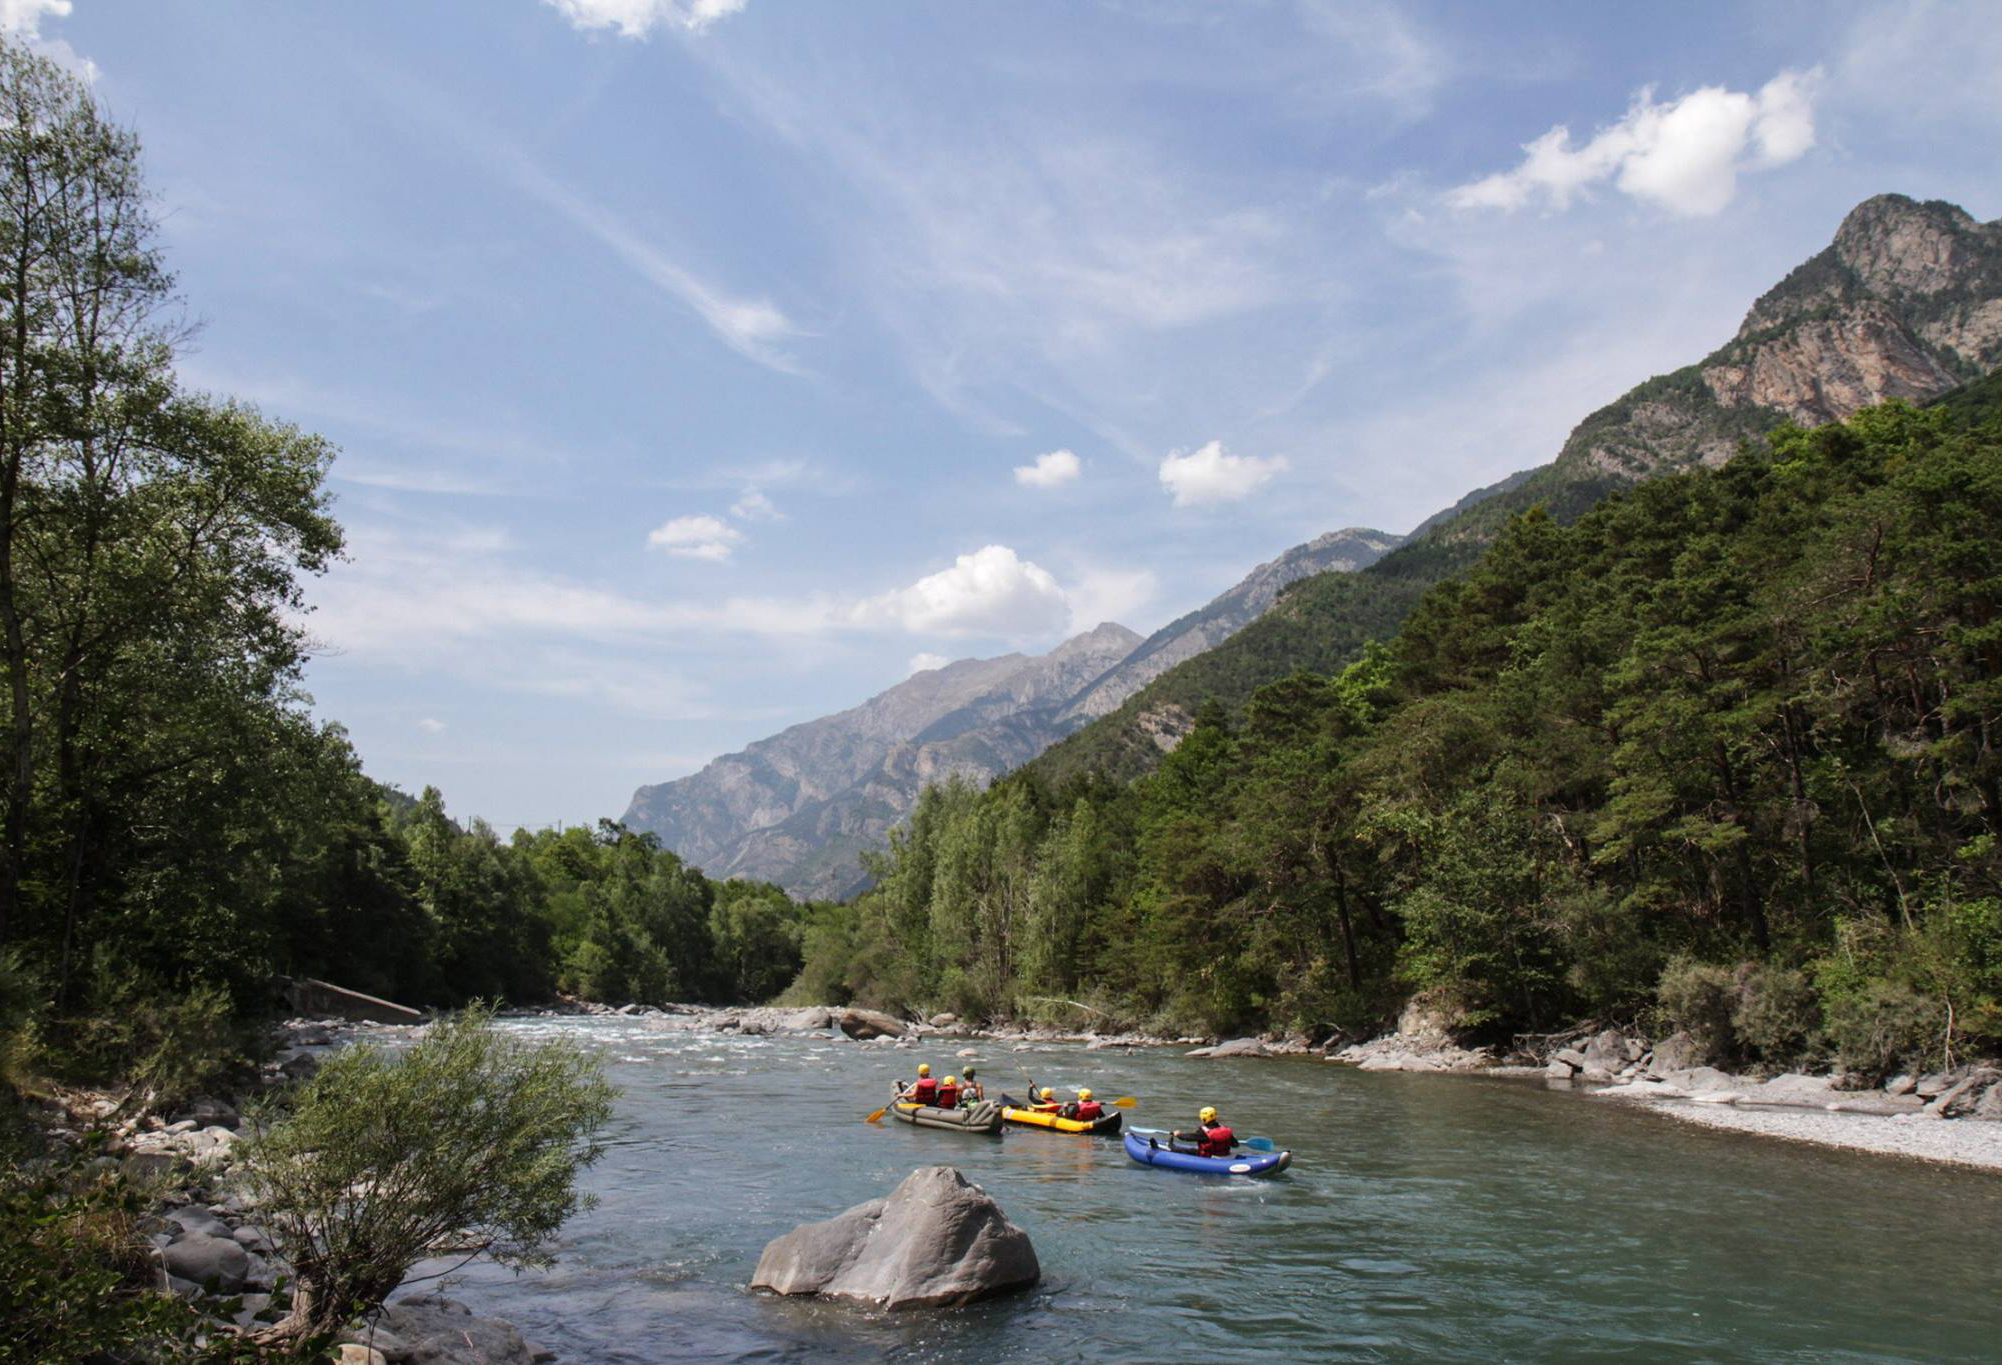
[961,1068,984,1103]
[1170,1106,1235,1157]
[1064,1088,1104,1122]
[1033,1086,1061,1111]
[935,1075,961,1109]
[903,1063,938,1105]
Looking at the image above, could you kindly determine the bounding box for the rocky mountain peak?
[1832,194,1983,297]
[1559,193,2002,481]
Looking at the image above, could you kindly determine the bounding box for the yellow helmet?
[1040,1087,1054,1100]
[1078,1088,1093,1101]
[917,1064,930,1077]
[1199,1105,1218,1123]
[944,1076,957,1087]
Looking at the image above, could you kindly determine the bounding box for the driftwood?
[1016,996,1114,1020]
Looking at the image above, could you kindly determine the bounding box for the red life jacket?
[936,1084,959,1109]
[1074,1100,1103,1121]
[910,1077,938,1104]
[1198,1125,1235,1157]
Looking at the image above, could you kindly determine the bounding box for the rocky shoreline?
[31,1015,554,1364]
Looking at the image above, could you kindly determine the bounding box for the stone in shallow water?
[751,1165,1039,1310]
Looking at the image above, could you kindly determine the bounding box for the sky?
[18,0,2002,830]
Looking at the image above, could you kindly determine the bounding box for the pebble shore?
[1636,1094,2002,1171]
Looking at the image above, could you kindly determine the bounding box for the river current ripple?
[415,1017,2001,1362]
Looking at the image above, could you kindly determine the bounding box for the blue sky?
[22,1,2001,830]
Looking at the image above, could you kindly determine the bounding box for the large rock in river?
[751,1166,1038,1310]
[838,1007,906,1040]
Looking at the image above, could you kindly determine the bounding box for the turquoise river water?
[419,1017,2002,1362]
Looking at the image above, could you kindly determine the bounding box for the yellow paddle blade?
[1113,1096,1137,1108]
[865,1107,887,1124]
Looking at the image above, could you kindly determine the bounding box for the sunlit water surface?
[411,1018,2002,1362]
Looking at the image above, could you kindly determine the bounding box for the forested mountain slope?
[1029,194,2002,787]
[796,388,2002,1079]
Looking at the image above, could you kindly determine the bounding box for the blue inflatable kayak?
[1124,1130,1292,1177]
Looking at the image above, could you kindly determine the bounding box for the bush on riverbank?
[240,1007,616,1343]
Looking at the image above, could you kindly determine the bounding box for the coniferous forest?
[789,393,2002,1077]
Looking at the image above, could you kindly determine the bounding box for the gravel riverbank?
[1642,1097,2002,1171]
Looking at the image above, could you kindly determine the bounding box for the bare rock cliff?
[1558,195,2002,482]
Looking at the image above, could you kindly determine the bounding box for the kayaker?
[905,1063,938,1105]
[1034,1086,1060,1112]
[1071,1088,1104,1123]
[961,1068,984,1102]
[1171,1106,1236,1157]
[936,1074,961,1109]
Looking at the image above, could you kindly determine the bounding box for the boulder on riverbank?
[837,1007,907,1040]
[1186,1037,1266,1059]
[750,1166,1038,1310]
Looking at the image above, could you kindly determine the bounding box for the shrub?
[240,1007,616,1342]
[1655,957,1736,1058]
[1819,979,1945,1079]
[37,964,263,1106]
[1556,888,1663,1018]
[1729,964,1822,1070]
[0,1158,289,1362]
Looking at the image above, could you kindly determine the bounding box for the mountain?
[624,525,1405,897]
[621,622,1141,886]
[1059,527,1403,723]
[1029,193,2002,787]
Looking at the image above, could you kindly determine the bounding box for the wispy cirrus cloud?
[1450,71,1818,218]
[360,60,801,374]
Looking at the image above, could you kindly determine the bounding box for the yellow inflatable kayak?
[999,1097,1123,1136]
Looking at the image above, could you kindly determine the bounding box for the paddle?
[864,1106,886,1124]
[1112,1096,1138,1108]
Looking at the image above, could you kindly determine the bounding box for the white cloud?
[1063,566,1156,634]
[0,0,94,79]
[417,717,446,734]
[647,514,743,560]
[729,488,782,520]
[907,652,951,676]
[543,0,747,38]
[1449,70,1818,218]
[854,545,1069,638]
[1013,449,1081,490]
[1158,440,1286,506]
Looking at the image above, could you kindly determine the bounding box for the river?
[419,1017,2002,1362]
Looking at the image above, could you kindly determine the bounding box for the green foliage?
[0,1157,303,1362]
[1656,958,1739,1059]
[1728,965,1821,1070]
[794,390,2002,1054]
[240,1007,616,1340]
